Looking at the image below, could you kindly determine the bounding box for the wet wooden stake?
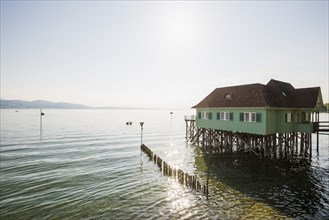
[141,144,208,195]
[40,108,44,137]
[173,168,176,179]
[206,147,210,199]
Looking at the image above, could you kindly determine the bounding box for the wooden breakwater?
[141,144,208,195]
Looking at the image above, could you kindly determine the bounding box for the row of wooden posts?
[185,118,317,160]
[141,144,209,195]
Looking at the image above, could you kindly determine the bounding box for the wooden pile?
[141,144,208,195]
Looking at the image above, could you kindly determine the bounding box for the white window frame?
[219,112,231,121]
[220,112,225,120]
[251,112,256,122]
[244,112,256,122]
[225,112,231,121]
[286,113,292,123]
[201,112,211,120]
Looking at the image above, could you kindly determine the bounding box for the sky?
[1,1,328,109]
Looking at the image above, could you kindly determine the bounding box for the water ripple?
[1,110,328,219]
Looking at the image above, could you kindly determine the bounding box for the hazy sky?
[1,1,328,108]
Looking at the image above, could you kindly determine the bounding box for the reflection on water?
[212,157,328,218]
[192,140,329,219]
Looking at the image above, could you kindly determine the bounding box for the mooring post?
[206,145,210,199]
[40,108,44,137]
[185,120,188,139]
[140,122,144,147]
[316,112,319,154]
[309,133,312,160]
[316,131,319,154]
[40,108,42,133]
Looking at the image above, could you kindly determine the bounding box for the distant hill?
[0,99,91,109]
[0,99,144,110]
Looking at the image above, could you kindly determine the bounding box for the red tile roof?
[193,79,321,109]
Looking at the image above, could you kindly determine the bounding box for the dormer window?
[224,94,232,100]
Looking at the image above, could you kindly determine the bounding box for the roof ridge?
[214,82,264,90]
[192,80,322,109]
[295,86,320,90]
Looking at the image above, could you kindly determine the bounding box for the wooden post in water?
[40,109,45,137]
[206,143,210,199]
[141,144,210,196]
[316,112,319,154]
[40,109,42,134]
[316,130,319,154]
[309,133,312,160]
[140,122,144,147]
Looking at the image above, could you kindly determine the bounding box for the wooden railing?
[313,121,329,132]
[184,115,195,121]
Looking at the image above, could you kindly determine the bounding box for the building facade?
[193,79,323,136]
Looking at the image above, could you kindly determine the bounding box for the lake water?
[1,109,328,219]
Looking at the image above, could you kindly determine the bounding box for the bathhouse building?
[186,79,324,158]
[193,79,323,135]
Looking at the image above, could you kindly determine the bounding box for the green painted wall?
[196,108,267,135]
[265,109,277,134]
[272,109,313,133]
[196,108,314,135]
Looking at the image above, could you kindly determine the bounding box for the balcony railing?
[313,121,329,132]
[184,115,196,121]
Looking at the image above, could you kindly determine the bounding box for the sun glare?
[162,8,200,46]
[166,179,194,216]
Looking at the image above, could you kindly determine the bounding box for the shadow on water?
[200,152,329,219]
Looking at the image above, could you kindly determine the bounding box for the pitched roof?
[192,79,321,109]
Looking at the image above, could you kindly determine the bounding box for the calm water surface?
[1,109,328,219]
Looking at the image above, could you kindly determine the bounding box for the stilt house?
[193,79,323,135]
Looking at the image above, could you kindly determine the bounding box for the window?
[251,113,256,122]
[226,112,231,120]
[302,112,310,122]
[244,113,250,122]
[295,113,301,123]
[221,112,225,120]
[284,112,310,123]
[217,112,232,121]
[241,112,259,122]
[201,112,212,120]
[285,113,292,123]
[244,112,250,122]
[224,94,232,100]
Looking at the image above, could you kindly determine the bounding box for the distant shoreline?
[0,99,184,110]
[0,107,188,110]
